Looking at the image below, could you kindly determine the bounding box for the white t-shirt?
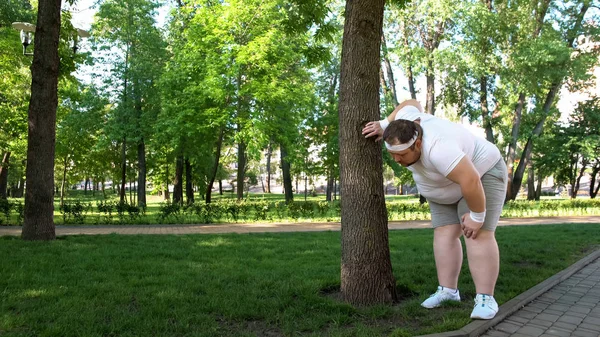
[395,106,502,204]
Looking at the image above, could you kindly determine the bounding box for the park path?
[0,215,599,237]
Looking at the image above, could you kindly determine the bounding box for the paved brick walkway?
[480,256,600,337]
[1,216,599,237]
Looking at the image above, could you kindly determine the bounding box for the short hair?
[383,119,423,146]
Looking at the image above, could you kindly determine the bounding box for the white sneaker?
[421,286,461,308]
[470,294,498,319]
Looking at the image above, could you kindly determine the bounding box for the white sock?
[441,286,458,293]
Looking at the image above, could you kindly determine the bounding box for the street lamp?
[11,22,35,56]
[11,21,90,56]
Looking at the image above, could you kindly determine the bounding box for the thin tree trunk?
[535,172,542,201]
[119,138,127,203]
[218,180,223,195]
[173,155,184,204]
[185,158,194,204]
[510,83,561,200]
[60,155,68,208]
[0,152,10,199]
[338,0,397,306]
[425,58,435,115]
[401,19,417,99]
[22,0,62,241]
[280,144,293,203]
[206,127,224,204]
[506,93,525,201]
[590,166,600,198]
[381,33,398,106]
[326,170,333,202]
[265,142,272,193]
[137,140,146,208]
[236,141,246,201]
[527,156,535,200]
[480,76,494,143]
[164,159,170,201]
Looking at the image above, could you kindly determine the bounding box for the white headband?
[385,133,418,152]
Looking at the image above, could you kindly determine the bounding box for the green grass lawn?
[1,223,599,336]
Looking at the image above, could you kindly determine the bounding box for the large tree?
[21,0,63,240]
[338,0,397,305]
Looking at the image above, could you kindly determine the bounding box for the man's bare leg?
[433,224,463,289]
[464,229,499,295]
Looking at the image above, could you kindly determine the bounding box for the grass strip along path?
[1,223,598,336]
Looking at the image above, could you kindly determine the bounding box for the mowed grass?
[1,223,599,337]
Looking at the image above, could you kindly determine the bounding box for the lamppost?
[11,21,90,56]
[11,22,35,56]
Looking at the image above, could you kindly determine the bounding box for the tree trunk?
[381,33,398,106]
[326,170,334,202]
[590,166,600,199]
[266,142,272,193]
[119,138,127,203]
[206,127,224,204]
[506,93,525,201]
[572,163,587,199]
[22,0,62,241]
[137,139,146,208]
[425,58,435,115]
[535,172,542,201]
[185,158,194,204]
[338,0,397,306]
[0,152,10,199]
[510,83,561,200]
[480,76,494,143]
[236,141,246,201]
[401,19,417,99]
[218,180,223,195]
[527,156,535,200]
[60,155,68,208]
[280,144,293,203]
[164,160,170,201]
[173,155,184,204]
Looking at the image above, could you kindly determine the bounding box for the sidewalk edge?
[414,248,600,337]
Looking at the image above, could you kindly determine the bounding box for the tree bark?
[326,170,334,202]
[590,165,600,199]
[236,141,246,201]
[338,0,397,306]
[164,159,170,201]
[510,83,561,200]
[206,127,224,204]
[506,93,525,201]
[425,58,435,115]
[137,139,146,208]
[480,76,495,143]
[60,155,68,208]
[0,152,10,199]
[381,33,398,106]
[173,155,184,204]
[22,0,62,241]
[265,142,272,193]
[185,158,194,204]
[119,137,127,203]
[280,144,293,203]
[527,155,535,200]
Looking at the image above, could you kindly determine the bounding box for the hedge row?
[1,198,600,225]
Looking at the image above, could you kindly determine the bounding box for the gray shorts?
[428,159,508,231]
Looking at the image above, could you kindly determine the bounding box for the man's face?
[388,139,422,167]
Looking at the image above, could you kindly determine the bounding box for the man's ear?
[415,138,422,149]
[413,118,421,125]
